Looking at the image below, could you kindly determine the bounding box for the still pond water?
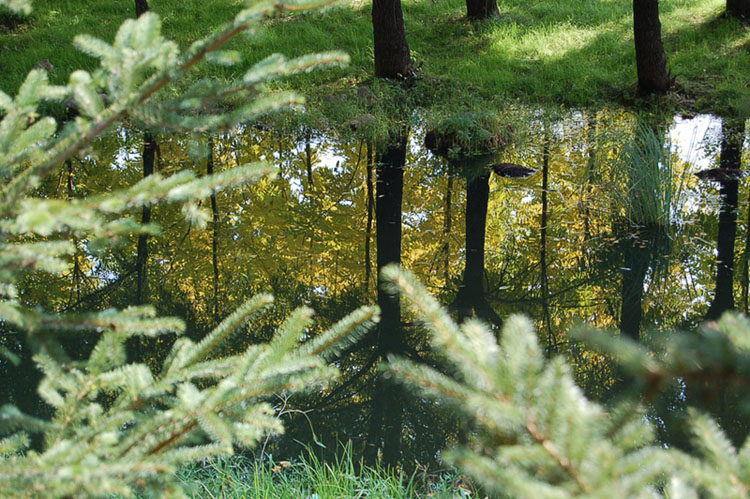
[5,109,748,463]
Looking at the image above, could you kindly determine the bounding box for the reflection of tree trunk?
[583,113,597,243]
[706,120,743,320]
[207,136,221,322]
[305,131,314,188]
[66,161,81,306]
[451,171,503,328]
[540,135,555,351]
[442,175,453,287]
[742,182,750,314]
[620,228,654,341]
[135,132,156,306]
[366,131,407,468]
[364,142,374,290]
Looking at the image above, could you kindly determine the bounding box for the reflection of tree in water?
[4,109,744,465]
[705,118,744,320]
[366,129,407,466]
[451,160,503,329]
[619,225,668,341]
[694,117,749,448]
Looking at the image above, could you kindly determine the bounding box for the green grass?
[174,448,473,498]
[1,0,748,124]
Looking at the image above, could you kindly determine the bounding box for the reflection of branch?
[305,349,379,411]
[62,267,137,311]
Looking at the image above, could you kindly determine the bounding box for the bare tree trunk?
[466,0,499,20]
[633,0,672,94]
[207,136,221,322]
[372,0,413,79]
[727,0,750,19]
[135,0,149,17]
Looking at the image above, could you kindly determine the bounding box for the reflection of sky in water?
[669,114,724,219]
[670,114,722,169]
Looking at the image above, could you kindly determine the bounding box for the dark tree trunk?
[706,119,744,320]
[135,133,156,306]
[305,131,314,188]
[364,142,374,290]
[690,120,749,448]
[727,0,750,19]
[135,0,149,17]
[66,161,82,307]
[742,180,750,314]
[620,228,655,341]
[633,0,671,94]
[466,0,499,20]
[207,136,221,323]
[372,0,413,79]
[452,170,503,329]
[442,175,453,287]
[540,135,556,352]
[583,113,597,244]
[366,131,407,468]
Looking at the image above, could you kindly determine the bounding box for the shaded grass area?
[175,450,472,498]
[1,0,749,121]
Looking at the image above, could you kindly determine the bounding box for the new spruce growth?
[383,265,750,498]
[0,0,360,496]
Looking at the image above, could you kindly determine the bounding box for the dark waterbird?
[694,168,746,182]
[491,162,536,178]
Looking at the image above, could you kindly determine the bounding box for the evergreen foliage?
[384,265,750,498]
[0,0,364,496]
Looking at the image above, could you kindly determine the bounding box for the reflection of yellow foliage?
[28,110,729,390]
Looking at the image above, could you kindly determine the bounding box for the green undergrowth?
[174,448,474,498]
[1,0,749,130]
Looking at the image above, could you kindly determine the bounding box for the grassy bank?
[175,451,473,498]
[1,0,749,116]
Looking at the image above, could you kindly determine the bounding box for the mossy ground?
[1,0,749,123]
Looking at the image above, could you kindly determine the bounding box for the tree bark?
[372,0,413,79]
[706,119,744,320]
[466,0,499,20]
[727,0,750,19]
[633,0,672,94]
[135,0,149,17]
[366,131,407,468]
